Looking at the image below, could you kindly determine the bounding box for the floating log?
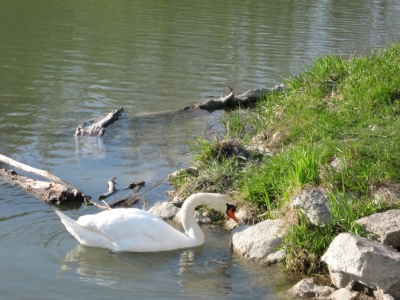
[74,107,124,137]
[0,154,88,204]
[195,84,285,110]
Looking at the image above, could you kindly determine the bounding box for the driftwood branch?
[107,181,146,208]
[74,107,124,137]
[0,154,88,204]
[195,84,285,110]
[98,177,118,200]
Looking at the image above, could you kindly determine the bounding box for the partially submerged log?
[195,84,285,110]
[0,153,88,204]
[74,107,124,137]
[0,169,84,204]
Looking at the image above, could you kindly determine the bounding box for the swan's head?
[203,193,239,222]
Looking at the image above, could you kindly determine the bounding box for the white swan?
[55,193,238,252]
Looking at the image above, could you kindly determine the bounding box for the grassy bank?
[171,42,400,275]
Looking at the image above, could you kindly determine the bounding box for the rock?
[149,202,215,224]
[289,278,334,298]
[193,211,212,224]
[330,288,359,300]
[356,210,400,249]
[170,195,185,208]
[380,293,395,300]
[168,167,199,183]
[329,157,344,172]
[374,184,400,206]
[321,233,400,298]
[231,219,285,264]
[265,249,286,264]
[290,187,332,225]
[148,202,180,220]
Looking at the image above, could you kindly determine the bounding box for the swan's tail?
[55,210,113,249]
[55,210,84,240]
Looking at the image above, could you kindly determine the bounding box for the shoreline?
[169,42,400,299]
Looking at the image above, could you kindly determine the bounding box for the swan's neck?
[180,194,209,243]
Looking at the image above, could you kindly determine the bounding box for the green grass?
[171,42,400,275]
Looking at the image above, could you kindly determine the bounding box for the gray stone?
[321,233,400,298]
[374,184,400,206]
[170,195,185,208]
[356,210,400,249]
[168,167,199,185]
[193,211,212,224]
[380,293,395,300]
[330,288,359,300]
[330,157,344,172]
[148,202,180,220]
[289,278,334,298]
[290,187,332,225]
[231,219,285,264]
[149,202,216,224]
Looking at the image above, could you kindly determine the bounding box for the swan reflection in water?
[56,230,293,299]
[58,243,234,298]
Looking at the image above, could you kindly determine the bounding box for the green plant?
[287,144,321,189]
[221,108,253,140]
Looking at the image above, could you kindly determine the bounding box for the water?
[0,0,399,299]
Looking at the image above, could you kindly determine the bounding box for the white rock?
[168,167,199,184]
[290,187,332,225]
[321,233,400,298]
[380,293,395,300]
[289,278,334,298]
[373,185,400,206]
[231,219,284,263]
[330,288,359,300]
[148,202,180,220]
[356,210,400,249]
[149,202,216,225]
[330,157,344,172]
[193,211,211,224]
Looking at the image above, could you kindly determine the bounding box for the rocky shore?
[151,181,400,300]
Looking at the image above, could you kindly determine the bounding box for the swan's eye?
[226,203,236,213]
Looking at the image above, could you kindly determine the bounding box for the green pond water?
[0,0,399,299]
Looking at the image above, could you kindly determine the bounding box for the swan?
[55,193,238,252]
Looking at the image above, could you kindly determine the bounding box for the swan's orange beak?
[227,207,239,222]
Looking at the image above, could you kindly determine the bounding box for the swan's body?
[56,193,238,252]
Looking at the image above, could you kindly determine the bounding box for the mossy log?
[74,107,124,137]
